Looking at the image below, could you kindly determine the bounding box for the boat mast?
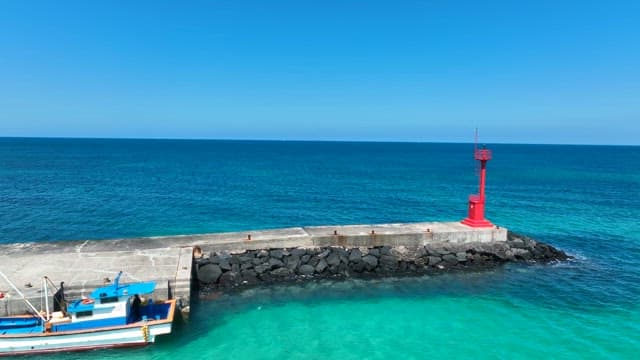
[43,277,50,319]
[0,270,47,322]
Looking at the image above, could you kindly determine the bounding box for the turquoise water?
[1,138,639,359]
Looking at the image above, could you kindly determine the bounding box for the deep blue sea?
[1,138,639,359]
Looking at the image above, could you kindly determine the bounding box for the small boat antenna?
[0,270,47,322]
[114,271,123,289]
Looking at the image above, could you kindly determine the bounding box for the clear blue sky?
[1,1,638,145]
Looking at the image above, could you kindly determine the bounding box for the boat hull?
[0,298,176,357]
[0,320,172,356]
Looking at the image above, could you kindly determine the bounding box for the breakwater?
[195,230,568,292]
[0,221,568,318]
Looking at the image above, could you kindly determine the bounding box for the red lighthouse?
[462,132,494,228]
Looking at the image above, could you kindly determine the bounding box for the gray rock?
[349,248,362,262]
[241,262,254,270]
[380,246,392,256]
[290,248,307,257]
[209,255,221,264]
[309,256,321,267]
[416,247,427,257]
[332,247,348,257]
[326,253,340,266]
[427,256,442,266]
[238,255,253,263]
[254,264,270,274]
[240,270,258,284]
[350,260,366,273]
[252,258,263,265]
[286,256,300,270]
[456,252,468,262]
[231,263,240,273]
[271,267,291,277]
[315,259,328,273]
[380,254,397,264]
[268,258,284,269]
[510,239,527,249]
[218,271,240,286]
[270,249,285,259]
[219,259,232,271]
[301,254,311,264]
[443,254,458,264]
[369,248,380,257]
[512,248,532,260]
[318,249,330,258]
[362,255,378,269]
[197,264,222,283]
[299,264,315,275]
[257,249,269,258]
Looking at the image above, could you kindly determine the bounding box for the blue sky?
[1,0,638,145]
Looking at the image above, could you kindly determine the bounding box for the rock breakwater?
[195,231,569,292]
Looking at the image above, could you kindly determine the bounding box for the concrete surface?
[0,221,505,317]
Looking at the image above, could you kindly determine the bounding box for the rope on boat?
[142,325,149,342]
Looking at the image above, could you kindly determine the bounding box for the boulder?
[299,264,315,276]
[271,268,291,277]
[301,254,311,264]
[326,253,340,266]
[380,246,392,256]
[268,258,284,269]
[349,248,362,262]
[218,271,240,287]
[198,264,222,283]
[240,270,259,284]
[254,264,270,274]
[219,259,232,271]
[350,260,366,273]
[257,249,269,258]
[332,247,348,257]
[318,249,330,258]
[362,255,378,269]
[286,256,300,270]
[443,254,458,264]
[270,249,285,259]
[427,256,442,266]
[309,256,321,267]
[315,259,328,273]
[369,248,380,257]
[379,254,397,265]
[290,248,307,257]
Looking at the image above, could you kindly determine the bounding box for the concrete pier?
[0,222,506,317]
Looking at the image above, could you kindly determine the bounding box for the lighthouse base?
[461,217,494,228]
[462,195,494,228]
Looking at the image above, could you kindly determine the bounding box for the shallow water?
[1,139,639,358]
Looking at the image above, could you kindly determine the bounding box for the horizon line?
[0,135,637,147]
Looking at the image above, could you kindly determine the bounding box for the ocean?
[1,138,639,359]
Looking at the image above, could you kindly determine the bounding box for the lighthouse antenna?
[474,128,479,176]
[474,128,478,153]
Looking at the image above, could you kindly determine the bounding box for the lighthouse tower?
[462,131,494,228]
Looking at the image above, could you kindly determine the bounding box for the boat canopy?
[90,281,156,299]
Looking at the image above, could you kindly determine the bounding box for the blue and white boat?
[0,271,176,356]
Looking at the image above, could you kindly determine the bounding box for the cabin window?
[76,310,93,318]
[100,296,119,304]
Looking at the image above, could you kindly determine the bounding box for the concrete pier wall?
[0,221,514,317]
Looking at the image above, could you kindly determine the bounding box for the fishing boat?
[0,271,176,356]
